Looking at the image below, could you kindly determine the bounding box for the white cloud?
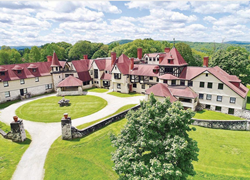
[125,1,190,11]
[203,16,217,23]
[190,1,242,14]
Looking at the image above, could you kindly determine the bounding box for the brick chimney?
[164,47,170,53]
[83,55,88,60]
[137,48,142,59]
[47,56,52,62]
[111,52,116,66]
[130,58,134,70]
[159,56,164,64]
[203,56,209,67]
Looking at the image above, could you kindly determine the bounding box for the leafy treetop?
[111,94,199,180]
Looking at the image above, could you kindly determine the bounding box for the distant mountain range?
[0,46,36,50]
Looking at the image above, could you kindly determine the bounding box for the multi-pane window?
[188,81,193,87]
[230,97,236,104]
[35,77,39,82]
[200,82,204,88]
[218,83,223,90]
[141,84,145,89]
[205,104,211,109]
[172,80,176,85]
[24,88,27,94]
[17,70,22,74]
[114,73,121,79]
[206,73,208,77]
[217,96,222,102]
[206,94,212,100]
[199,93,204,99]
[156,77,159,82]
[3,81,8,87]
[32,69,36,72]
[5,91,10,97]
[45,84,53,89]
[94,69,98,78]
[180,80,185,86]
[228,108,234,115]
[215,106,221,111]
[90,70,93,75]
[149,77,153,80]
[207,82,213,88]
[20,79,25,84]
[163,80,168,84]
[117,83,121,89]
[133,83,137,88]
[1,72,5,76]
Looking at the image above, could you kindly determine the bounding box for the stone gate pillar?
[61,113,72,140]
[10,116,26,142]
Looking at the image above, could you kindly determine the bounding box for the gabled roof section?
[57,75,82,87]
[100,73,112,80]
[51,52,61,67]
[93,59,112,71]
[168,86,197,99]
[159,74,180,80]
[129,64,159,77]
[145,83,177,103]
[179,66,209,80]
[115,54,130,74]
[27,64,38,69]
[0,62,51,81]
[208,66,248,98]
[160,47,188,66]
[145,53,165,58]
[71,59,92,82]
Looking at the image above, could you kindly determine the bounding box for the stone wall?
[192,118,250,131]
[61,105,141,140]
[0,120,26,142]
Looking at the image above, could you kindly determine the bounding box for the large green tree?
[68,40,92,60]
[111,94,199,179]
[10,49,21,64]
[29,46,41,62]
[0,50,10,65]
[91,49,108,59]
[210,46,250,85]
[175,43,202,66]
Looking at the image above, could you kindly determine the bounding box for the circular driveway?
[0,92,144,180]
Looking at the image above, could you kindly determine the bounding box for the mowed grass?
[188,126,250,179]
[0,100,21,109]
[84,87,108,93]
[194,109,245,120]
[108,92,143,97]
[16,95,107,123]
[44,104,137,180]
[245,85,250,110]
[0,121,31,180]
[45,113,250,179]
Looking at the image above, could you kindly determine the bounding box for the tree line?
[1,38,250,85]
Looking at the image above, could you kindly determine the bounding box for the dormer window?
[17,70,22,74]
[157,58,159,61]
[33,69,36,72]
[0,72,5,76]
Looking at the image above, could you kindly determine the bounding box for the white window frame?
[35,77,39,82]
[3,81,8,87]
[5,91,10,97]
[20,79,25,84]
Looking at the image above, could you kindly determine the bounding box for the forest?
[1,39,250,85]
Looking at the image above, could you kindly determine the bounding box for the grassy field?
[0,100,21,109]
[194,109,245,120]
[44,104,137,180]
[84,88,109,93]
[45,116,250,179]
[0,121,31,180]
[108,92,143,97]
[16,95,107,123]
[246,85,250,110]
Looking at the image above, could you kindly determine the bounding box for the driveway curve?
[0,92,144,180]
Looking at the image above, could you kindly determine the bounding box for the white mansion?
[0,47,248,116]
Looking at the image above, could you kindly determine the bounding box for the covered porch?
[56,75,83,96]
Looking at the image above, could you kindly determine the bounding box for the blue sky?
[1,1,250,46]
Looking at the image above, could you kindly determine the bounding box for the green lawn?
[108,92,143,97]
[44,104,137,180]
[45,115,250,179]
[194,109,244,120]
[16,95,107,123]
[246,85,250,110]
[84,87,109,93]
[0,121,31,180]
[0,100,21,109]
[188,126,250,179]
